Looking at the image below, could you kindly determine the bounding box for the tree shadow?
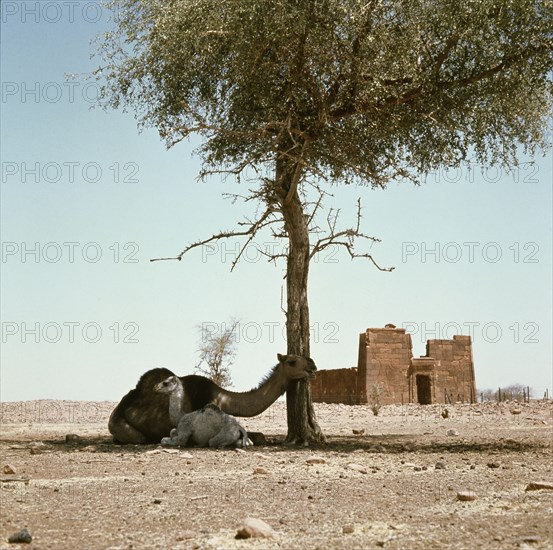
[1,432,547,455]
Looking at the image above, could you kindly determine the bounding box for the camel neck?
[214,366,288,417]
[168,384,185,425]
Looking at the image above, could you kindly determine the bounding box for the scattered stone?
[65,434,81,444]
[234,448,246,454]
[441,409,449,419]
[525,481,553,491]
[342,524,354,534]
[352,429,365,435]
[414,466,422,472]
[457,491,477,501]
[435,461,446,470]
[253,467,269,475]
[487,462,500,469]
[348,463,368,474]
[8,528,32,544]
[3,464,16,475]
[446,429,459,437]
[235,518,275,539]
[29,448,42,455]
[254,452,271,459]
[153,498,162,504]
[306,456,326,465]
[519,535,540,543]
[179,451,194,459]
[511,409,522,415]
[176,530,196,541]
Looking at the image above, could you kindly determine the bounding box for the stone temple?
[311,326,477,405]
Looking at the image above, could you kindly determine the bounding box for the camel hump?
[137,368,175,392]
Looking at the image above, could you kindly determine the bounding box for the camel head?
[276,353,317,380]
[154,375,181,394]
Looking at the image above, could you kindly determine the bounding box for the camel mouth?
[307,370,316,380]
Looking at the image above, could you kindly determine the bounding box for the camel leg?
[238,427,253,447]
[209,425,242,448]
[109,416,149,444]
[162,422,193,447]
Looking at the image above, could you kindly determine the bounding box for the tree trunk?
[275,150,325,445]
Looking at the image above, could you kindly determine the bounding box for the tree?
[96,0,553,444]
[195,319,239,388]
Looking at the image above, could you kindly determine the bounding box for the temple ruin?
[311,326,477,405]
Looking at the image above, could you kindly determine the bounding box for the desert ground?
[1,399,552,549]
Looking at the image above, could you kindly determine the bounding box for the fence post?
[498,387,502,402]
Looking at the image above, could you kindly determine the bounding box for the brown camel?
[108,353,316,444]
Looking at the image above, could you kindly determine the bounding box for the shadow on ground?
[1,433,549,455]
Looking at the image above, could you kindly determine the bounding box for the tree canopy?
[98,0,552,187]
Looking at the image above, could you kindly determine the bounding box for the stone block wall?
[361,328,413,405]
[311,327,476,405]
[309,368,360,404]
[425,335,476,403]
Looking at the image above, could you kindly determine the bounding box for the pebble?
[446,429,459,436]
[30,448,42,455]
[342,524,354,534]
[176,530,197,541]
[457,491,477,501]
[8,528,32,544]
[3,464,16,475]
[65,434,81,444]
[254,452,271,459]
[235,518,274,539]
[253,467,269,475]
[347,463,368,474]
[306,456,326,465]
[525,481,553,491]
[487,462,500,469]
[352,429,365,435]
[435,461,446,470]
[519,535,540,543]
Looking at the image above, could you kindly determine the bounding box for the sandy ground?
[1,400,552,549]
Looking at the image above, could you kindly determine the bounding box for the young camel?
[155,375,252,449]
[108,353,316,444]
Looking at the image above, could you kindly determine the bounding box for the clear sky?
[1,1,552,402]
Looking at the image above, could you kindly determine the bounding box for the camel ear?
[277,353,285,362]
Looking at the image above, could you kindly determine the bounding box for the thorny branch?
[151,160,393,273]
[309,197,394,272]
[150,205,282,271]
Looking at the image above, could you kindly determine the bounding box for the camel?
[154,379,251,447]
[108,353,316,444]
[154,376,251,447]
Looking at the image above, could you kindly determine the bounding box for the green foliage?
[97,0,553,187]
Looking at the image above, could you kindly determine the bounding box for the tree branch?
[309,198,394,272]
[150,206,281,271]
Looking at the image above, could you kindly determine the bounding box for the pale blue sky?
[1,1,552,402]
